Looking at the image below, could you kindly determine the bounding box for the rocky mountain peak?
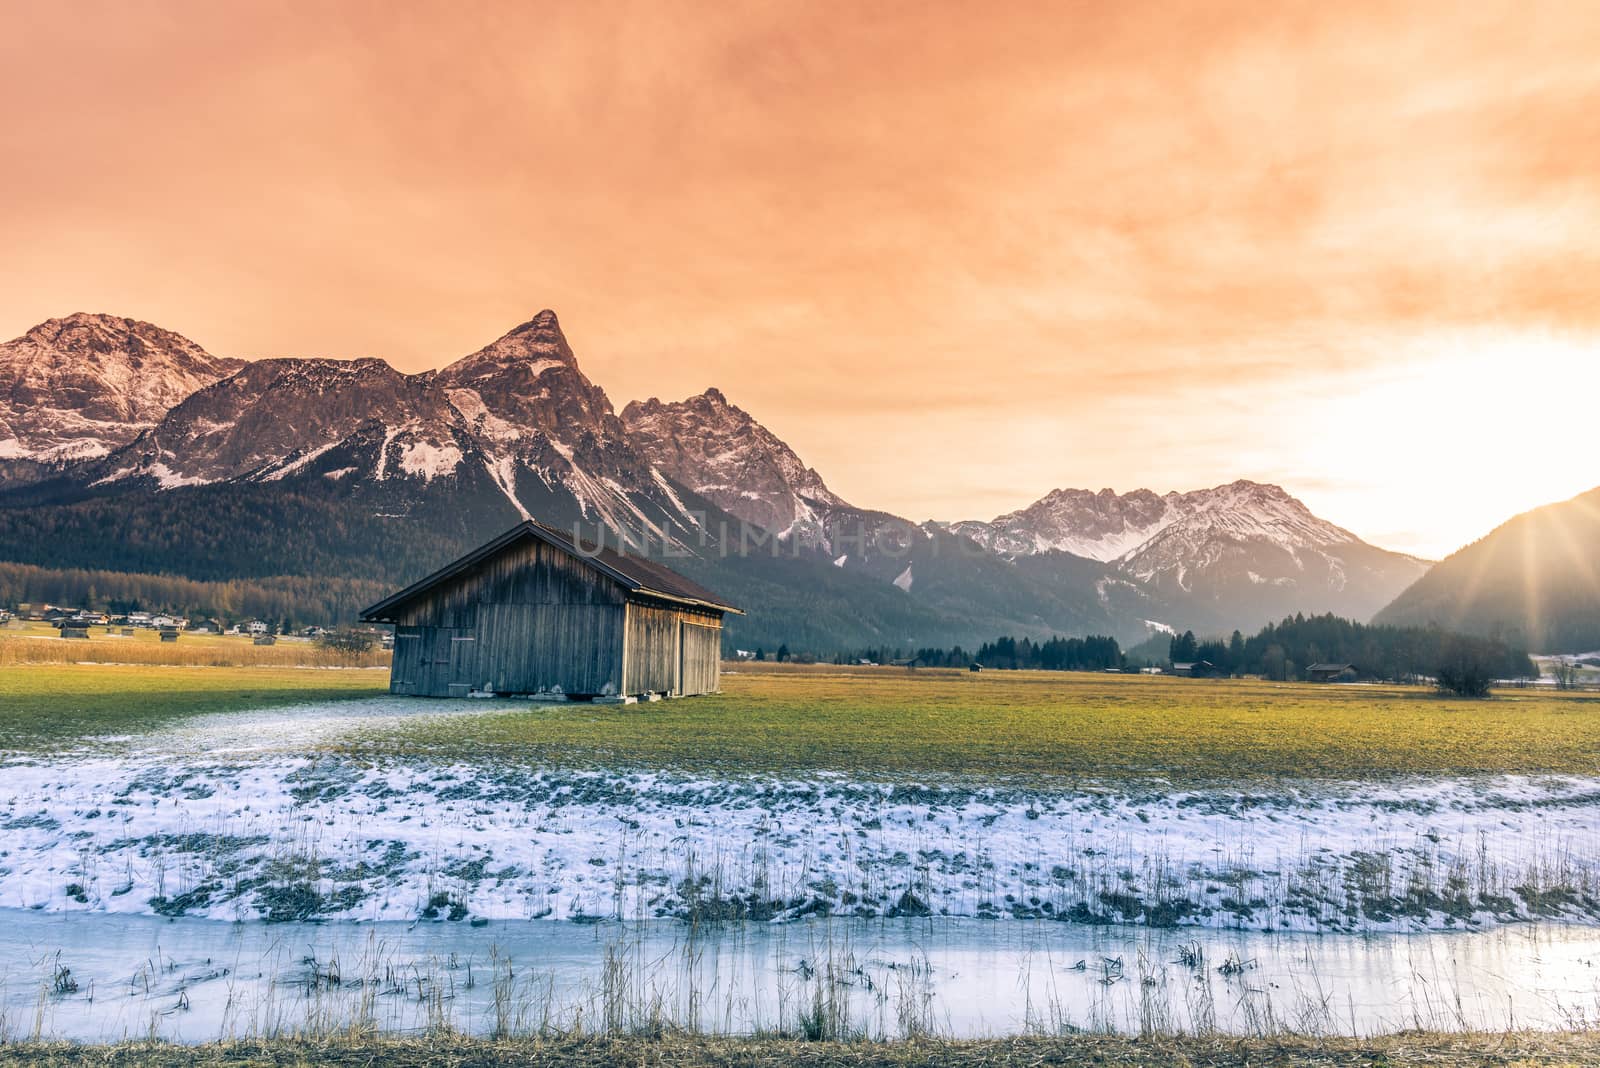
[418,311,686,531]
[1166,480,1350,545]
[443,310,577,376]
[434,308,620,438]
[0,313,243,463]
[622,388,846,533]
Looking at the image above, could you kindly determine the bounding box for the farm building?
[1307,662,1356,683]
[361,521,741,700]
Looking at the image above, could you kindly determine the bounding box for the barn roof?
[360,520,742,622]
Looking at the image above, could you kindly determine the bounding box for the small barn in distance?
[362,521,741,700]
[1307,662,1356,683]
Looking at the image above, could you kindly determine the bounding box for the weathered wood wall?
[678,617,722,696]
[623,600,679,696]
[388,537,626,697]
[623,599,723,696]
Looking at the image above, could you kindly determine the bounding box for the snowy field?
[3,697,1598,933]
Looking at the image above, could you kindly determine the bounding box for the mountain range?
[0,309,1457,651]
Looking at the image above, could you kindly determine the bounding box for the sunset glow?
[4,0,1598,557]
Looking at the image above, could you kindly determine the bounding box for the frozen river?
[4,910,1600,1042]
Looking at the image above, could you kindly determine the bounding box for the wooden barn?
[361,521,741,700]
[1306,662,1356,683]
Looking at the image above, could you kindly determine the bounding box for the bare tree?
[1552,659,1581,691]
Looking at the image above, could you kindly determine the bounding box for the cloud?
[2,0,1598,555]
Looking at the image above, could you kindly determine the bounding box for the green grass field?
[0,663,389,749]
[4,660,1598,782]
[357,663,1600,783]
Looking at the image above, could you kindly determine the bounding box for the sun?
[1287,326,1599,558]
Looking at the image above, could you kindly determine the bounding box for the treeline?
[837,634,1125,672]
[831,645,976,667]
[0,561,391,627]
[973,634,1124,671]
[1165,612,1536,682]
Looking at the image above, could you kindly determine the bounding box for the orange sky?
[3,0,1598,558]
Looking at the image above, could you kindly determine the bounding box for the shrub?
[1435,637,1498,698]
[318,628,377,658]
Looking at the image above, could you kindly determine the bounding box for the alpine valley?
[0,311,1433,651]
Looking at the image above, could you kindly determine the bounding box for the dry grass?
[3,1031,1598,1067]
[0,621,390,669]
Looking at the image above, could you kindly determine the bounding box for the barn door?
[449,631,478,694]
[391,626,422,694]
[423,629,452,696]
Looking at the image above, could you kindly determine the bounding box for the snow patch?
[37,439,111,463]
[373,426,398,481]
[260,442,338,481]
[397,441,463,481]
[485,455,531,520]
[150,463,210,489]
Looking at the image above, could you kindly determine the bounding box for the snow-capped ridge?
[622,386,848,534]
[945,478,1427,632]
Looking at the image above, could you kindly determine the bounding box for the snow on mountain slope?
[951,482,1370,566]
[1118,481,1358,581]
[621,388,846,533]
[87,356,479,489]
[947,487,1176,560]
[0,313,242,464]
